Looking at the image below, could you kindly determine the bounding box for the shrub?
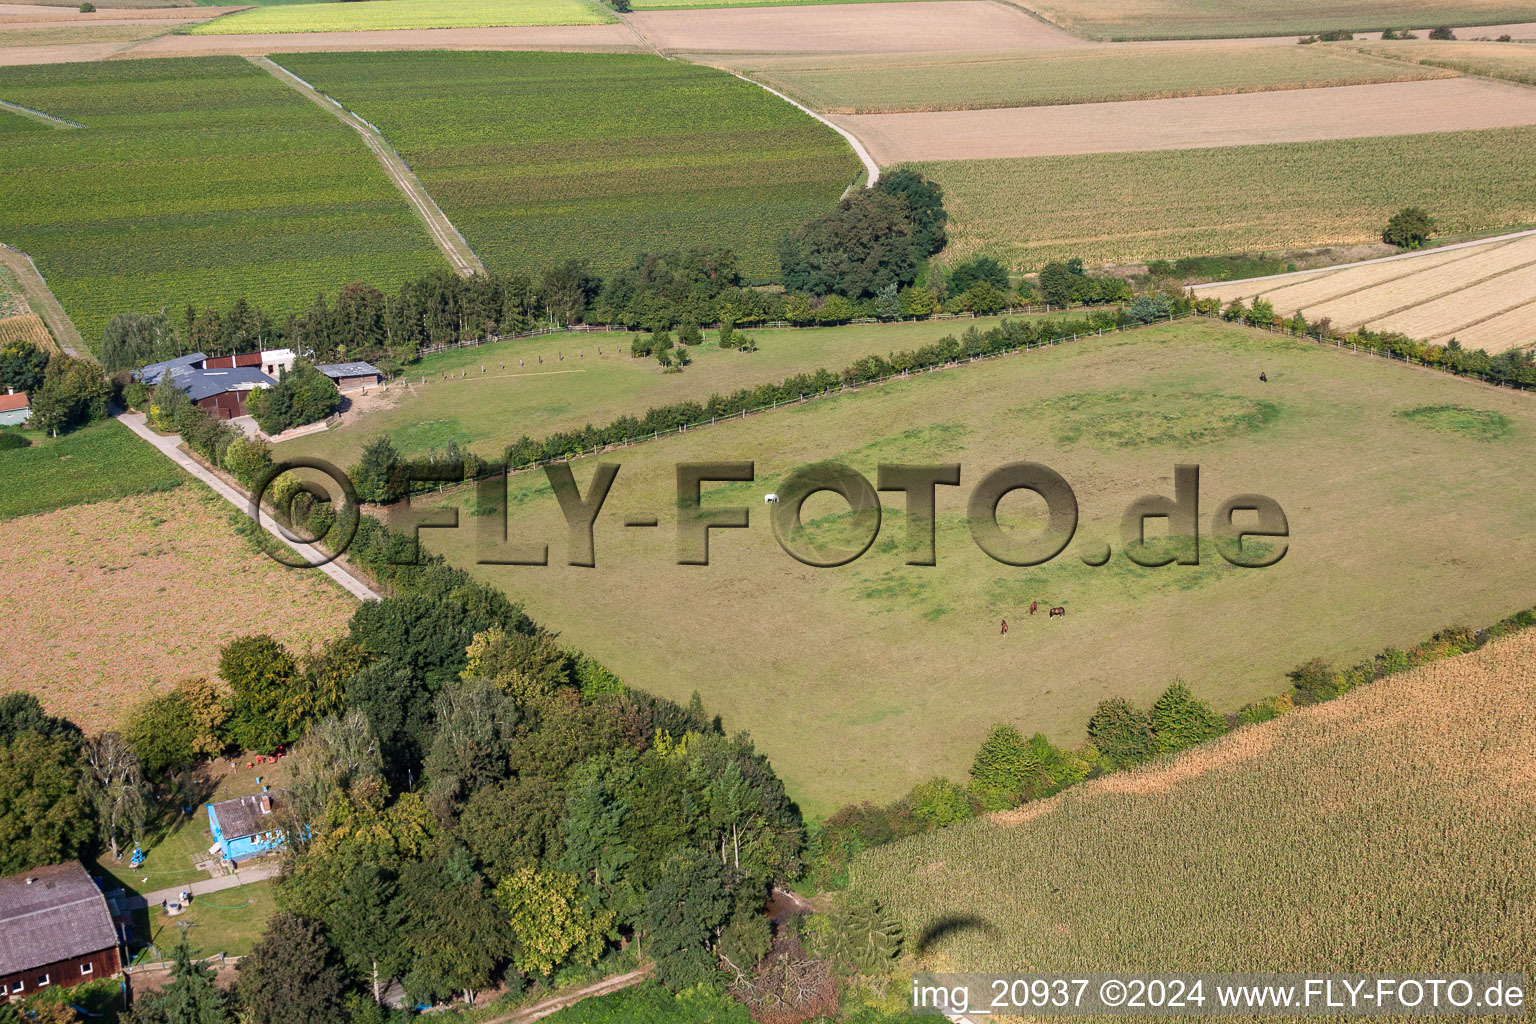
[245,360,339,435]
[1383,207,1435,249]
[1149,682,1227,753]
[224,435,274,489]
[0,430,28,451]
[1428,24,1455,38]
[948,255,1010,294]
[1086,697,1156,769]
[79,2,94,10]
[676,321,702,346]
[1237,692,1293,725]
[1288,657,1341,703]
[908,776,973,827]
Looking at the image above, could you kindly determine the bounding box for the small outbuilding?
[0,390,29,427]
[208,793,285,863]
[316,361,384,393]
[0,861,121,1001]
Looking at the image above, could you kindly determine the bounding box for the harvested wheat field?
[0,486,355,734]
[1199,232,1536,350]
[627,0,1079,54]
[117,22,641,58]
[0,312,55,350]
[835,77,1536,162]
[1362,38,1536,85]
[852,626,1536,971]
[733,44,1454,113]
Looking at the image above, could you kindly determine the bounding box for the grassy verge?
[0,418,184,521]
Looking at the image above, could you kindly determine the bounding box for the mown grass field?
[917,125,1536,269]
[1014,0,1536,40]
[0,485,355,735]
[852,627,1536,974]
[413,319,1536,813]
[0,418,184,521]
[1362,38,1536,83]
[272,51,862,280]
[194,0,614,35]
[283,315,1036,470]
[736,45,1451,113]
[0,57,444,349]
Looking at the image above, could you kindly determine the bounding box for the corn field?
[851,630,1536,985]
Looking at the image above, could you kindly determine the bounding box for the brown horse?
[1029,601,1038,615]
[1049,606,1066,618]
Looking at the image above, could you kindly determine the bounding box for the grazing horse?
[1049,606,1066,618]
[1029,601,1038,615]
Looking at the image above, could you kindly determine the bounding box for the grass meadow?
[283,314,1068,470]
[736,45,1450,113]
[0,418,185,521]
[407,319,1536,814]
[850,627,1536,974]
[194,0,614,34]
[272,51,862,280]
[0,58,445,349]
[918,125,1536,269]
[1013,0,1536,39]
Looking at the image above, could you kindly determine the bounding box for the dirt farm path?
[117,410,381,603]
[478,966,654,1024]
[249,55,485,277]
[0,244,87,357]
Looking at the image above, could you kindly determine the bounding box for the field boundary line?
[1191,226,1536,294]
[723,69,879,189]
[116,410,381,603]
[0,97,85,129]
[0,244,89,359]
[249,56,487,278]
[478,966,653,1024]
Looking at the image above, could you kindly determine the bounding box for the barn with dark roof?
[0,861,120,1001]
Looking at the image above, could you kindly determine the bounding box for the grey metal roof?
[316,362,382,379]
[138,352,207,385]
[210,794,278,841]
[0,861,117,975]
[175,367,275,403]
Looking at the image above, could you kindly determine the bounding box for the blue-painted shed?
[207,794,284,863]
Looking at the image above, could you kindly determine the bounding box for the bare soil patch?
[117,21,640,56]
[628,0,1079,54]
[0,486,355,735]
[832,77,1536,162]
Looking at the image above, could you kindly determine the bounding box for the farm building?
[0,390,29,426]
[208,793,286,863]
[136,352,208,386]
[316,361,383,392]
[176,366,276,420]
[0,861,121,1001]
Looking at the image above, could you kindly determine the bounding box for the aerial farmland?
[2,0,1535,1018]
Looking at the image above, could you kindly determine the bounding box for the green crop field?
[283,315,1033,471]
[409,319,1536,814]
[1014,0,1536,40]
[194,0,614,34]
[850,627,1536,973]
[917,125,1536,270]
[1362,38,1536,84]
[0,58,445,349]
[271,51,863,280]
[630,0,940,9]
[0,418,185,521]
[736,45,1451,113]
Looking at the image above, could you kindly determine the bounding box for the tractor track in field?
[249,55,486,278]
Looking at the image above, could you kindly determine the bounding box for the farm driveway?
[116,411,380,603]
[124,861,281,912]
[832,76,1536,162]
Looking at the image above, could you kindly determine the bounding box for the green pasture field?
[271,51,862,280]
[1362,38,1536,83]
[917,125,1536,270]
[0,58,444,349]
[851,627,1536,974]
[0,418,184,521]
[194,0,614,34]
[282,315,1036,470]
[1013,0,1536,40]
[630,0,939,9]
[734,45,1450,113]
[410,319,1536,814]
